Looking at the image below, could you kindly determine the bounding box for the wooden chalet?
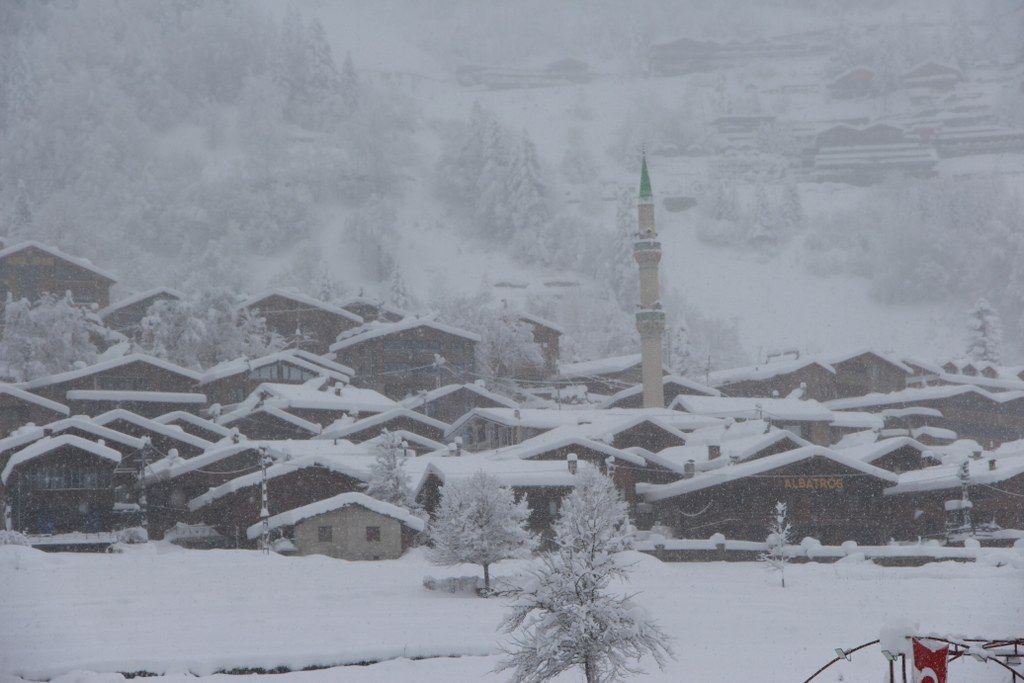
[671,395,835,446]
[217,404,322,440]
[885,454,1024,542]
[901,61,964,95]
[239,290,364,354]
[828,385,1024,448]
[1,435,122,535]
[402,382,518,425]
[187,453,372,545]
[0,241,117,311]
[556,353,663,395]
[833,436,938,474]
[318,408,448,444]
[98,288,182,338]
[511,312,562,380]
[20,353,204,416]
[0,383,69,437]
[337,296,406,323]
[199,350,353,406]
[640,446,901,545]
[92,409,214,458]
[810,124,938,183]
[330,318,480,400]
[601,375,719,409]
[0,417,144,475]
[153,411,235,443]
[247,492,424,560]
[829,66,879,99]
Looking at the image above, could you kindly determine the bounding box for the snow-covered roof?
[21,353,202,389]
[931,372,1024,393]
[600,375,720,407]
[92,409,214,451]
[0,383,69,416]
[217,404,322,435]
[557,353,643,379]
[0,241,118,282]
[189,452,374,511]
[421,457,597,490]
[639,446,899,502]
[446,406,717,437]
[477,428,647,466]
[336,296,409,320]
[65,390,208,404]
[642,429,812,475]
[401,383,519,412]
[707,358,836,387]
[97,287,184,319]
[246,491,425,540]
[199,350,353,385]
[671,395,835,421]
[515,311,564,335]
[2,434,121,484]
[329,316,481,352]
[143,442,269,481]
[360,430,447,453]
[153,411,234,439]
[318,408,449,440]
[885,453,1024,495]
[239,289,364,324]
[833,436,932,465]
[828,410,885,430]
[225,381,398,417]
[826,384,1024,410]
[0,416,145,455]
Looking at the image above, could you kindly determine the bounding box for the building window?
[318,525,333,542]
[365,526,381,542]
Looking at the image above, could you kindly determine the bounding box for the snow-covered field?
[2,544,1021,682]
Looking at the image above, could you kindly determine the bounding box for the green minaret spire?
[639,153,652,199]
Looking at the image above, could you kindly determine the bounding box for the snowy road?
[1,544,1020,681]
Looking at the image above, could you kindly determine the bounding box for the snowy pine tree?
[364,431,424,518]
[387,269,414,312]
[749,183,781,246]
[777,182,803,233]
[965,297,1003,364]
[429,470,536,591]
[560,127,597,185]
[498,468,672,683]
[606,187,639,311]
[759,501,792,588]
[0,294,99,381]
[11,179,32,236]
[339,51,360,115]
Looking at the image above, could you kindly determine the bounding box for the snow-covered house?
[511,312,563,380]
[20,353,205,417]
[153,411,235,444]
[832,436,939,474]
[0,416,144,471]
[337,296,406,324]
[92,409,213,458]
[556,353,660,395]
[901,61,964,98]
[199,349,353,406]
[246,491,424,560]
[671,395,836,445]
[828,385,1024,448]
[810,124,938,183]
[97,287,183,338]
[829,66,880,99]
[318,408,448,445]
[600,375,719,409]
[187,451,375,544]
[402,382,518,425]
[638,445,901,544]
[0,383,69,438]
[239,290,364,354]
[1,435,122,535]
[217,403,322,440]
[0,241,117,311]
[330,318,480,400]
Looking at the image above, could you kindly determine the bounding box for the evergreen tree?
[606,187,638,311]
[506,132,552,261]
[11,179,32,236]
[758,501,792,588]
[707,180,739,222]
[498,468,672,683]
[364,430,423,517]
[429,470,536,591]
[749,183,780,246]
[0,294,99,381]
[344,199,398,283]
[475,116,514,237]
[777,181,803,233]
[965,297,1003,363]
[387,269,414,312]
[560,127,597,185]
[339,51,360,114]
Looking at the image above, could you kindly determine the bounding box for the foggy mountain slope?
[2,0,1021,364]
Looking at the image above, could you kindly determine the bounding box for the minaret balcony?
[633,239,661,253]
[635,308,666,335]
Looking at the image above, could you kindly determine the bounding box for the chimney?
[447,442,458,457]
[567,452,578,474]
[604,456,616,476]
[708,444,721,461]
[514,409,521,420]
[683,459,696,478]
[971,450,982,460]
[43,428,53,437]
[988,458,997,471]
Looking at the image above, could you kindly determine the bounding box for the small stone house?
[248,492,425,560]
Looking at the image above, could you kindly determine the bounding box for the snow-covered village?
[1,1,1023,682]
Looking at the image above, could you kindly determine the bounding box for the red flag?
[911,638,949,683]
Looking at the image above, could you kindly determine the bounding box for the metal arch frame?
[803,636,1024,682]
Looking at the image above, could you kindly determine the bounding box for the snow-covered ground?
[2,544,1020,681]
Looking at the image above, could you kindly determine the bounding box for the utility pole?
[136,438,153,539]
[259,446,271,554]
